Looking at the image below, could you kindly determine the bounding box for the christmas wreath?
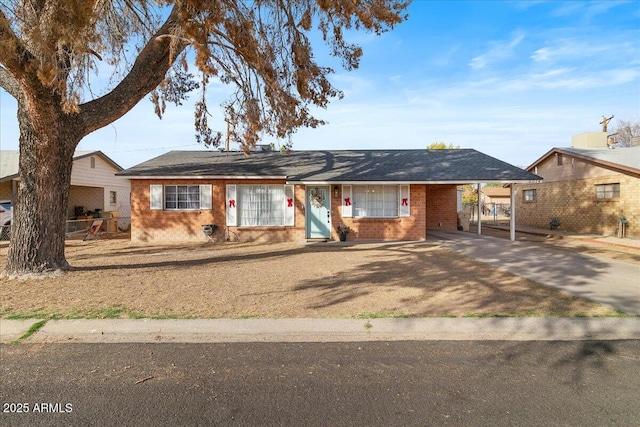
[309,189,325,208]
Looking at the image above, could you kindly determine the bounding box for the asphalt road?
[1,341,639,426]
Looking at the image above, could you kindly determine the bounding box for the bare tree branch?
[78,7,188,135]
[0,7,38,88]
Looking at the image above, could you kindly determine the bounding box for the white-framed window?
[150,184,212,210]
[109,191,117,205]
[344,185,409,218]
[226,184,295,227]
[523,189,537,201]
[595,183,620,199]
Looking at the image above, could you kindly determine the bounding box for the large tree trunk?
[5,102,80,276]
[1,8,184,276]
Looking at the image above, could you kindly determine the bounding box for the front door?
[306,186,331,239]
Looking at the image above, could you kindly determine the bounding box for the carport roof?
[118,149,541,183]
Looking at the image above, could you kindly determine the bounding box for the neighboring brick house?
[515,146,640,236]
[118,149,539,243]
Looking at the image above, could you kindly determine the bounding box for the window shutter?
[399,185,410,217]
[284,185,295,226]
[199,184,212,209]
[342,185,352,217]
[226,184,237,226]
[150,185,163,210]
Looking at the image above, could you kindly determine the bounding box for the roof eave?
[73,151,124,171]
[526,147,640,177]
[121,175,288,180]
[287,179,542,185]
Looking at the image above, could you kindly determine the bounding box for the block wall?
[515,174,640,236]
[68,186,104,217]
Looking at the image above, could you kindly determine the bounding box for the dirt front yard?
[0,238,622,319]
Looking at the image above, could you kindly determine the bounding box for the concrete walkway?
[429,230,640,315]
[2,317,639,344]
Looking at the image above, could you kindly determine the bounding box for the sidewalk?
[2,317,640,344]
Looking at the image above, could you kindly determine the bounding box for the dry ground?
[1,231,630,319]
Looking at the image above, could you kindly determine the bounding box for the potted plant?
[336,223,352,242]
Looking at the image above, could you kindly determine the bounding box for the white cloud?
[531,47,551,62]
[469,31,526,70]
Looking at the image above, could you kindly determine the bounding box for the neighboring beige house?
[515,137,640,236]
[481,186,511,205]
[480,186,511,216]
[0,150,131,225]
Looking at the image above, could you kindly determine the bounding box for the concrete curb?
[2,318,638,344]
[0,319,45,343]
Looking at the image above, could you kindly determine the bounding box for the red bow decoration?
[402,198,408,206]
[344,198,351,206]
[229,200,236,208]
[287,198,293,207]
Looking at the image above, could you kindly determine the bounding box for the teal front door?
[306,186,331,239]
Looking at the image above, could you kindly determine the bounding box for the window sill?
[352,217,402,222]
[235,225,290,229]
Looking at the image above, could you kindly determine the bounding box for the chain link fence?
[461,203,511,225]
[0,217,131,242]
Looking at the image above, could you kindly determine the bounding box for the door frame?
[305,185,331,239]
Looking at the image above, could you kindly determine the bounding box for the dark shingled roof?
[118,149,541,183]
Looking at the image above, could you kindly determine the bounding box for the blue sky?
[1,0,639,169]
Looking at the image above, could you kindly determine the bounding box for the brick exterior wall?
[425,184,459,231]
[131,181,459,242]
[515,174,640,236]
[332,185,429,241]
[224,181,307,243]
[131,179,306,242]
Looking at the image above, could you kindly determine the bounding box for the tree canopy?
[1,0,409,150]
[426,142,459,149]
[0,0,409,276]
[612,118,640,147]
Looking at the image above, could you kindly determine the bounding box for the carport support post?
[510,183,515,241]
[477,182,482,236]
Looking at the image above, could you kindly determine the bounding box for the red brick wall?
[131,179,217,242]
[224,180,306,243]
[130,179,306,242]
[331,185,428,241]
[425,185,458,231]
[131,181,458,242]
